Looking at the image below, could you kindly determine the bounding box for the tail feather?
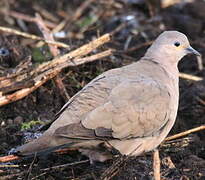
[15,135,75,156]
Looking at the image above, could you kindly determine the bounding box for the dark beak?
[186,46,201,56]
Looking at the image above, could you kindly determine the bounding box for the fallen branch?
[0,26,69,48]
[165,125,205,141]
[0,146,78,163]
[41,159,89,172]
[0,49,112,106]
[35,13,70,101]
[179,72,203,81]
[72,0,95,21]
[0,33,111,106]
[0,154,19,162]
[8,10,57,28]
[153,150,160,180]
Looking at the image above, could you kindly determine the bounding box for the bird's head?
[145,31,200,65]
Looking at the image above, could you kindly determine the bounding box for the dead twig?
[1,160,89,180]
[153,149,161,180]
[0,164,19,168]
[53,0,95,34]
[0,26,70,48]
[35,13,59,56]
[0,171,26,179]
[0,146,77,164]
[34,13,70,101]
[0,49,112,106]
[196,96,205,106]
[165,125,205,141]
[41,159,89,172]
[8,10,57,28]
[179,72,203,81]
[26,153,37,180]
[72,0,95,21]
[163,136,194,151]
[33,4,60,23]
[110,23,127,36]
[196,55,203,71]
[0,33,111,106]
[0,154,19,162]
[125,41,153,52]
[31,172,48,180]
[100,155,128,180]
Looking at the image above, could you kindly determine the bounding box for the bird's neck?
[142,55,179,93]
[161,62,179,92]
[143,54,179,80]
[160,61,179,80]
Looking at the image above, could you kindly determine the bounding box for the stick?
[0,33,111,106]
[34,13,70,101]
[8,10,57,28]
[125,41,153,52]
[165,125,205,141]
[196,56,203,71]
[179,72,203,81]
[0,155,19,162]
[153,149,161,180]
[41,160,89,172]
[0,26,70,48]
[0,49,112,106]
[72,0,95,21]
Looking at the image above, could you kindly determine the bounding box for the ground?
[0,0,205,179]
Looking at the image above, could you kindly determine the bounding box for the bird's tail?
[15,134,75,157]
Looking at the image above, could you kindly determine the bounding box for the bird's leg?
[79,148,113,164]
[153,148,161,180]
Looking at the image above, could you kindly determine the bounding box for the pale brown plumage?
[16,31,200,161]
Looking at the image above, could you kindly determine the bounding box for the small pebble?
[1,121,6,127]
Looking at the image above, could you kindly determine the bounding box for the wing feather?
[56,79,171,140]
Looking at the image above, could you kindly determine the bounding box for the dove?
[16,31,200,162]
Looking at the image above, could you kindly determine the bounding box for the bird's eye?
[174,42,180,47]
